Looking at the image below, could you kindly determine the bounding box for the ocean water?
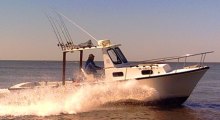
[0,61,219,120]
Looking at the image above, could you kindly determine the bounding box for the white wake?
[0,80,157,116]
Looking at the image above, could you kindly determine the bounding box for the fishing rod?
[56,11,74,45]
[50,16,66,47]
[53,17,71,47]
[55,11,98,43]
[46,13,64,48]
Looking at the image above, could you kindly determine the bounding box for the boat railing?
[141,51,214,69]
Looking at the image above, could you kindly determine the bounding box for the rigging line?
[55,11,98,42]
[57,12,74,44]
[46,13,62,44]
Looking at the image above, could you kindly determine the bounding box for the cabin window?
[115,47,128,63]
[141,70,153,75]
[113,72,124,77]
[107,49,122,64]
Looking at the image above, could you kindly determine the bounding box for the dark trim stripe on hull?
[136,66,209,80]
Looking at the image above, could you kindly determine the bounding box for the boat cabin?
[61,39,171,84]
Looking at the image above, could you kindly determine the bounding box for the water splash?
[0,80,157,116]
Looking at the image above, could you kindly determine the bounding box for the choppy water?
[0,61,219,120]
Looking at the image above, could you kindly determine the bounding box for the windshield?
[115,47,128,63]
[107,49,122,64]
[107,47,128,64]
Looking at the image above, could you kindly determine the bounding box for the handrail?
[142,51,214,63]
[104,51,213,70]
[140,51,214,67]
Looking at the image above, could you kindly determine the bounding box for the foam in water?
[0,80,157,116]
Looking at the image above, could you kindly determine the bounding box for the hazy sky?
[0,0,219,62]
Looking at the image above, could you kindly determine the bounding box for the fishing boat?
[8,38,213,105]
[59,39,213,105]
[8,12,213,105]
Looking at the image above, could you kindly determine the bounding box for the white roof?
[63,44,121,52]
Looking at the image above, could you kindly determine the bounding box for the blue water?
[0,61,219,119]
[0,60,82,88]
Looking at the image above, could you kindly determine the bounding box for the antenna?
[55,11,98,42]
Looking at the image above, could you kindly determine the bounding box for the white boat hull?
[132,66,209,105]
[8,67,209,105]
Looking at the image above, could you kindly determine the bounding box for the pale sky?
[0,0,219,62]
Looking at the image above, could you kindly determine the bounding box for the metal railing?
[141,51,214,68]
